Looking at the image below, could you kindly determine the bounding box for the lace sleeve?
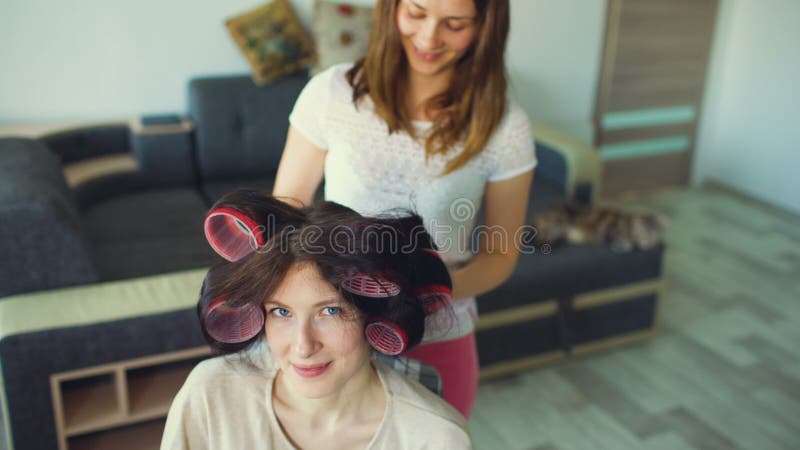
[487,105,537,182]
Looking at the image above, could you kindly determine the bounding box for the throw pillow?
[226,0,317,85]
[311,1,373,74]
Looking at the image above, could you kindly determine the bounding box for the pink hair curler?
[423,248,442,258]
[203,296,265,344]
[204,206,266,262]
[341,272,401,298]
[365,319,408,355]
[414,284,453,314]
[412,249,453,312]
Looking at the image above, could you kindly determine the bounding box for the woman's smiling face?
[396,0,479,78]
[264,263,372,399]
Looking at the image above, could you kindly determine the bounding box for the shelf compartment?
[67,418,165,450]
[58,372,123,436]
[127,356,205,419]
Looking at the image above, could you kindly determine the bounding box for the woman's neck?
[273,361,385,430]
[406,69,454,121]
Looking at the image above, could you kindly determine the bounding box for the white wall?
[6,0,797,214]
[506,0,605,140]
[0,0,278,122]
[0,0,605,129]
[694,0,800,214]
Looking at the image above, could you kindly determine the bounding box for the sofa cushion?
[0,139,97,296]
[73,171,185,212]
[188,71,309,181]
[0,138,72,195]
[90,236,219,282]
[81,188,219,281]
[225,0,316,85]
[40,124,130,164]
[528,177,566,215]
[534,140,569,198]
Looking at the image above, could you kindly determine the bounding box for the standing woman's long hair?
[346,0,510,175]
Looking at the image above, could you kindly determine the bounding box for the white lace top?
[289,64,537,342]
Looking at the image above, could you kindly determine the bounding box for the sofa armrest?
[0,269,208,450]
[130,115,196,185]
[0,138,98,297]
[532,121,602,204]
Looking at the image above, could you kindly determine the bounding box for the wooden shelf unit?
[50,347,212,450]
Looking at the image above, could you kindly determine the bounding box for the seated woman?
[161,189,471,450]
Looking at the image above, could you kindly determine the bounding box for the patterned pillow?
[226,0,317,85]
[311,1,373,75]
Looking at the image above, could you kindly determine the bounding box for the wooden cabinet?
[594,0,719,196]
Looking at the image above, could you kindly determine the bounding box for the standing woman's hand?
[272,125,326,208]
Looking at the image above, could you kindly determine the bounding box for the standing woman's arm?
[449,170,534,299]
[271,126,326,208]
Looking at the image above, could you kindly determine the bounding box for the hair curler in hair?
[413,249,454,314]
[204,189,303,262]
[204,206,266,262]
[203,295,265,344]
[198,261,266,346]
[365,319,408,356]
[341,272,402,298]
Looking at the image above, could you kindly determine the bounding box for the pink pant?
[404,332,479,418]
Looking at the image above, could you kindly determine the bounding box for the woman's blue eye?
[323,306,342,316]
[271,307,291,317]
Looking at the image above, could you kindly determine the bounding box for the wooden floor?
[470,185,800,450]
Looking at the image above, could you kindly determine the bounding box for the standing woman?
[273,0,536,418]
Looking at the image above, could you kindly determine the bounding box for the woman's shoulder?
[163,347,280,448]
[323,62,356,78]
[499,100,533,135]
[377,362,469,432]
[482,100,534,151]
[307,62,356,95]
[183,346,275,391]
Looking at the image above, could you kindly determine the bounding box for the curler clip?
[365,320,408,356]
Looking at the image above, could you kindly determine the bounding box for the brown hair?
[346,0,511,175]
[198,195,451,355]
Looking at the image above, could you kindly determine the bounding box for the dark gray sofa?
[0,70,664,450]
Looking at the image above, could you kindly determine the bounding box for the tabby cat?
[531,205,667,252]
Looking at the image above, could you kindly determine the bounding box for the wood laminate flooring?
[470,185,800,450]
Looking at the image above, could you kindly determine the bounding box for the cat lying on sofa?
[531,205,668,252]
